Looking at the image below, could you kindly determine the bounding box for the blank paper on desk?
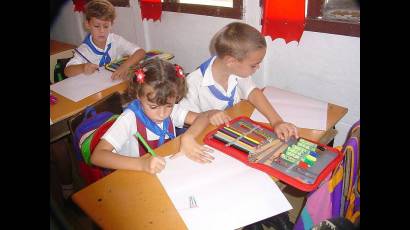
[50,69,123,102]
[157,146,292,230]
[251,86,328,130]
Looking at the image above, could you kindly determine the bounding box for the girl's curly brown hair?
[128,58,188,106]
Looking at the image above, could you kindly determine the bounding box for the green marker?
[134,132,157,157]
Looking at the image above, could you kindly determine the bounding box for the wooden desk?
[50,40,77,84]
[50,40,77,55]
[72,100,347,229]
[50,81,129,143]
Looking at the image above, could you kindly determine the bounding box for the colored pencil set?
[211,119,277,155]
[204,116,344,191]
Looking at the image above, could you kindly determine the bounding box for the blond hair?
[214,22,266,61]
[84,0,116,22]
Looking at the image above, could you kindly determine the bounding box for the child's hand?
[174,134,215,163]
[83,63,99,75]
[207,110,231,126]
[111,65,129,80]
[141,155,166,174]
[273,122,299,142]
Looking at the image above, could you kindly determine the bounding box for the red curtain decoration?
[139,0,162,21]
[261,0,305,43]
[73,0,87,12]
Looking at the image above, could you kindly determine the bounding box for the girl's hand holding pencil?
[141,155,166,174]
[134,132,166,174]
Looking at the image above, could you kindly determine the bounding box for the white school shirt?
[178,56,256,114]
[101,104,188,157]
[66,33,140,67]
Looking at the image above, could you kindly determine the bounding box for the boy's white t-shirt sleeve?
[113,34,140,57]
[65,44,88,67]
[65,44,101,67]
[171,103,189,128]
[101,110,140,157]
[237,76,257,99]
[178,70,202,113]
[65,53,82,67]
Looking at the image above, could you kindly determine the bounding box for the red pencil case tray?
[203,116,343,192]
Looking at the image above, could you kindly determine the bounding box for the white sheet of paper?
[50,69,123,102]
[157,146,292,230]
[250,86,328,131]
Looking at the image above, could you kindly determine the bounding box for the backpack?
[294,120,360,229]
[72,106,119,185]
[54,58,71,83]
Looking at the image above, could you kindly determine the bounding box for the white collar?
[201,56,239,91]
[89,33,113,52]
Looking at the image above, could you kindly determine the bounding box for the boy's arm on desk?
[153,100,347,158]
[223,100,347,144]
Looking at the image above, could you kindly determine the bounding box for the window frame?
[161,0,243,19]
[305,0,360,37]
[84,0,130,7]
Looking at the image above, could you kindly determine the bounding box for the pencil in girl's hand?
[74,48,100,71]
[134,132,157,157]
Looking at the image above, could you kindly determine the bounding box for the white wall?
[264,32,360,146]
[50,0,143,47]
[50,0,359,146]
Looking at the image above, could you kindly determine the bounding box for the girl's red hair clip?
[175,64,185,79]
[135,68,145,84]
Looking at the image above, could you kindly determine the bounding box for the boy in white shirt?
[64,0,145,80]
[178,22,298,141]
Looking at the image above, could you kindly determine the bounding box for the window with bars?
[305,0,360,37]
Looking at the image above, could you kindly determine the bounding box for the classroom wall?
[50,0,360,146]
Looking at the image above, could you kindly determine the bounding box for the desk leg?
[319,127,338,147]
[277,181,308,224]
[328,138,335,147]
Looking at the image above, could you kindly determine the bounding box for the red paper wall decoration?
[73,0,87,12]
[261,0,305,43]
[139,0,162,21]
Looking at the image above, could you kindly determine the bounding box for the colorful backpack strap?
[73,105,119,185]
[294,120,360,229]
[83,106,97,121]
[79,114,119,165]
[341,120,360,223]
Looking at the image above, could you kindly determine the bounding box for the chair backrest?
[68,92,123,135]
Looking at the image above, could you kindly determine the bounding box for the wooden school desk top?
[50,81,128,124]
[72,100,347,229]
[50,40,77,55]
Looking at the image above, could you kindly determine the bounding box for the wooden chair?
[68,92,123,134]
